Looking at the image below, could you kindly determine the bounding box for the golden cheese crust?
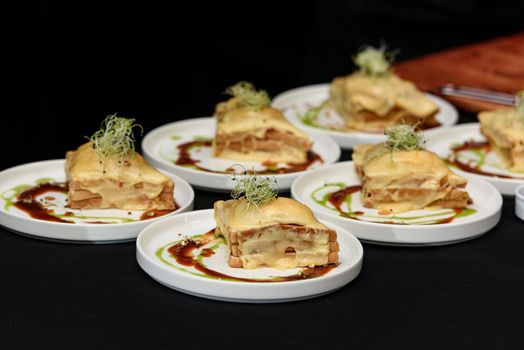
[214,197,338,269]
[478,108,524,172]
[329,72,439,131]
[65,143,175,210]
[353,144,470,213]
[212,97,313,163]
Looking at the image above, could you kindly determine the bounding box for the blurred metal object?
[440,84,516,106]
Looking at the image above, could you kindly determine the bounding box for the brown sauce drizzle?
[175,140,323,174]
[328,185,362,211]
[448,141,519,179]
[14,182,177,224]
[140,208,178,221]
[419,118,441,130]
[14,183,73,223]
[176,140,212,169]
[167,229,337,283]
[326,185,464,225]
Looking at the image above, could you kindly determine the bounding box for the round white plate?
[291,161,502,246]
[425,123,524,196]
[136,209,363,303]
[272,84,458,149]
[141,117,341,192]
[0,160,194,243]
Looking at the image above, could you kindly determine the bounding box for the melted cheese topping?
[354,144,468,212]
[478,108,524,171]
[214,197,328,231]
[479,108,524,143]
[214,197,332,269]
[65,143,171,208]
[215,97,310,139]
[330,72,438,117]
[238,227,329,269]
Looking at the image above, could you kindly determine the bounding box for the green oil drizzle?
[155,240,201,276]
[170,135,182,141]
[296,101,330,130]
[450,143,524,176]
[1,178,143,224]
[1,177,55,211]
[193,136,212,142]
[310,182,477,225]
[454,207,477,218]
[2,184,31,210]
[156,236,291,282]
[55,213,137,223]
[155,236,245,281]
[456,147,487,168]
[36,177,54,185]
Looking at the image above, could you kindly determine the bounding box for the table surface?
[1,112,523,349]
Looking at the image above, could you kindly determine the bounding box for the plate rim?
[290,160,503,231]
[136,208,364,287]
[0,158,195,230]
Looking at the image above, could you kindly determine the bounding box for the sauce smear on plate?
[176,140,323,174]
[448,141,519,179]
[166,229,336,283]
[13,182,176,224]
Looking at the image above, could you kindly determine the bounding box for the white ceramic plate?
[0,160,194,243]
[291,161,502,246]
[425,123,524,196]
[272,84,458,149]
[142,117,341,192]
[136,209,363,303]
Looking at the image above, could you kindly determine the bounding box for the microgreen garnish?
[230,166,278,208]
[352,45,398,77]
[226,81,271,111]
[89,114,143,163]
[384,123,425,151]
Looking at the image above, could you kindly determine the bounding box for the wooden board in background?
[394,32,524,112]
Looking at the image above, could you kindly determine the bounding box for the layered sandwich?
[329,46,439,132]
[65,115,175,210]
[214,173,338,269]
[212,81,313,163]
[352,124,471,213]
[477,90,524,172]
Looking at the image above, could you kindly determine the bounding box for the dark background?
[6,0,524,168]
[2,1,524,349]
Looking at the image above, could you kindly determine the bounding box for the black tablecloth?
[5,2,524,346]
[2,110,523,349]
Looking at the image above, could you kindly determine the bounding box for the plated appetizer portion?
[0,114,195,244]
[477,91,524,172]
[0,115,195,242]
[292,160,500,245]
[141,118,339,191]
[66,115,175,210]
[136,207,363,302]
[214,172,339,269]
[353,124,471,213]
[212,81,313,163]
[330,46,439,132]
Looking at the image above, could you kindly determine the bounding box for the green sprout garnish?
[226,81,271,111]
[516,90,524,123]
[352,45,398,77]
[230,166,278,208]
[89,114,143,163]
[384,124,425,151]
